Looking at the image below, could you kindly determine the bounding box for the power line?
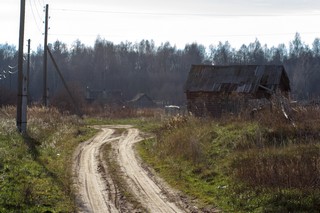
[28,0,42,33]
[36,0,44,8]
[33,0,43,21]
[51,8,320,17]
[49,31,320,39]
[204,32,320,38]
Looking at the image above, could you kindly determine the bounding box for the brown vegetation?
[139,102,320,211]
[231,104,320,190]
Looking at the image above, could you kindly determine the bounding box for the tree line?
[0,32,320,107]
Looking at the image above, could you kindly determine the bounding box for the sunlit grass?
[0,106,96,212]
[137,107,320,212]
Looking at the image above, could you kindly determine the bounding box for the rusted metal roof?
[185,65,290,94]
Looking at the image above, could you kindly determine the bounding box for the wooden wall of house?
[186,92,249,117]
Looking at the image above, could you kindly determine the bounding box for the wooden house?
[127,93,156,108]
[185,65,291,117]
[85,87,124,106]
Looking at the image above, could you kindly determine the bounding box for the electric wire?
[29,0,43,33]
[49,31,320,40]
[51,8,320,17]
[47,7,320,45]
[33,0,43,21]
[4,2,318,50]
[8,65,17,69]
[36,0,44,8]
[0,65,18,80]
[205,31,320,38]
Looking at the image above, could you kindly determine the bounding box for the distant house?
[127,93,156,108]
[185,65,291,117]
[85,87,124,105]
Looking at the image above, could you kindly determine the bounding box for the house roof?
[185,65,290,94]
[128,93,153,102]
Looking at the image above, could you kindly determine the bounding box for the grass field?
[137,106,320,212]
[1,104,320,212]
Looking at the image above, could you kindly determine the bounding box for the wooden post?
[43,4,49,106]
[17,0,27,133]
[27,39,31,104]
[47,47,82,116]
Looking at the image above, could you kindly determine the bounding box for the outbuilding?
[127,93,156,108]
[185,65,291,117]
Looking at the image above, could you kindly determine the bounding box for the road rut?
[73,125,186,212]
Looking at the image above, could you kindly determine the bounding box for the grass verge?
[137,110,320,212]
[0,106,96,212]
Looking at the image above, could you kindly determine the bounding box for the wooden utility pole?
[17,0,27,133]
[47,47,82,116]
[27,39,31,104]
[43,4,49,106]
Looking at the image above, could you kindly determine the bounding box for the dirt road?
[73,125,187,213]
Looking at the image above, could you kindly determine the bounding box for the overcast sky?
[1,0,320,51]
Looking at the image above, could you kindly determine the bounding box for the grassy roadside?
[136,109,320,212]
[0,106,97,212]
[4,104,318,212]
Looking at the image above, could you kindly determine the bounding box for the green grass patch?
[0,107,96,212]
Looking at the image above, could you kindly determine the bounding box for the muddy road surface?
[73,125,190,213]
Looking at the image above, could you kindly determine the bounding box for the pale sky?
[1,0,320,51]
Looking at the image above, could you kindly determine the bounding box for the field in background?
[137,105,320,212]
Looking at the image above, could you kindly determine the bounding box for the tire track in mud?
[73,128,119,213]
[73,125,186,213]
[116,128,184,213]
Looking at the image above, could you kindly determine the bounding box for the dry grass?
[232,145,320,188]
[138,103,320,211]
[229,104,320,191]
[0,106,16,135]
[82,104,163,119]
[155,116,207,164]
